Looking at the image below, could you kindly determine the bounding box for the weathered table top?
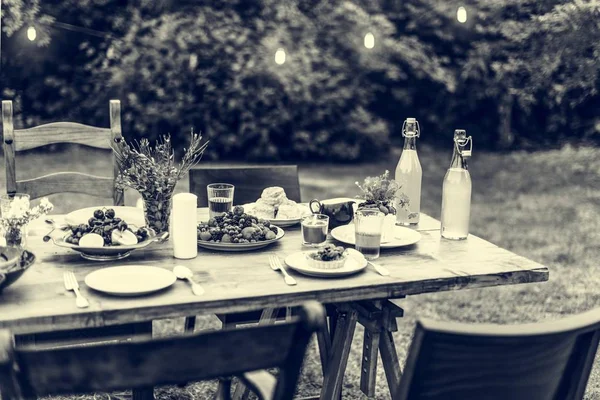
[0,210,548,334]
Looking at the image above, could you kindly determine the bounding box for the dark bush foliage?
[2,0,599,160]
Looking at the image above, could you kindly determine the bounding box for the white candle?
[172,193,198,259]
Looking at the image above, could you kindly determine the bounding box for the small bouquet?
[0,197,54,247]
[112,130,209,233]
[355,170,409,216]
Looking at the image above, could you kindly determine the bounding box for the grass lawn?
[7,143,600,399]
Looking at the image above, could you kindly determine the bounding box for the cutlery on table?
[347,248,390,276]
[63,271,89,308]
[43,220,70,242]
[173,265,205,296]
[269,254,297,286]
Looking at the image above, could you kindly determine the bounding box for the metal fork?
[269,255,297,286]
[64,271,89,308]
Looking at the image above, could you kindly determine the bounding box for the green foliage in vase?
[355,170,408,216]
[112,130,208,197]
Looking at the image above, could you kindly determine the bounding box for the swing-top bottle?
[440,129,473,240]
[395,118,422,226]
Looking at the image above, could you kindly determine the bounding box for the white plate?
[85,265,176,296]
[197,226,285,252]
[65,206,146,228]
[284,251,367,278]
[330,224,422,248]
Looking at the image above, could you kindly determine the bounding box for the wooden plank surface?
[0,210,548,335]
[17,172,116,200]
[13,122,112,151]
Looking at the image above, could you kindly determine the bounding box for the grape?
[93,209,105,219]
[105,209,116,219]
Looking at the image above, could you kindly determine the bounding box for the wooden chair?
[394,307,600,400]
[0,301,324,400]
[1,99,124,205]
[1,100,144,365]
[189,165,301,207]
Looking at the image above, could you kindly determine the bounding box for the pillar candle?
[172,193,198,259]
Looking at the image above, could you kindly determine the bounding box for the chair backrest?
[1,100,124,205]
[189,165,301,207]
[394,307,600,400]
[0,301,324,400]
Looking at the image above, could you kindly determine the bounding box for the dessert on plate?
[305,244,348,269]
[244,187,309,220]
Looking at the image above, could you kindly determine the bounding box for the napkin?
[172,193,198,259]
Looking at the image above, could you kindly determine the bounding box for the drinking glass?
[354,208,385,260]
[301,214,329,247]
[207,183,235,219]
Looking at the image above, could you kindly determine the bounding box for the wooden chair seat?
[0,301,325,400]
[394,307,600,400]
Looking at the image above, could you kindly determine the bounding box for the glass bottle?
[395,118,422,226]
[440,129,473,240]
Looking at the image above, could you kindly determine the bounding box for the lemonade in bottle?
[440,129,473,240]
[395,118,422,226]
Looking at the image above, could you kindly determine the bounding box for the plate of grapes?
[49,207,168,261]
[197,205,284,251]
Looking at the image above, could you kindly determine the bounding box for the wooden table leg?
[380,329,402,399]
[319,307,358,400]
[316,311,332,377]
[360,328,381,397]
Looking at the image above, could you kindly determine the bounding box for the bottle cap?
[453,129,472,157]
[402,118,420,138]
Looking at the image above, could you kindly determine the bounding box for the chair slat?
[189,165,301,207]
[17,172,115,200]
[13,122,112,151]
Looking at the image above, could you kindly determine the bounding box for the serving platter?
[197,226,285,252]
[85,265,176,296]
[284,251,367,278]
[330,224,422,248]
[52,231,169,261]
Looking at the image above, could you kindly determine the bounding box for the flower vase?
[3,224,28,249]
[142,193,173,235]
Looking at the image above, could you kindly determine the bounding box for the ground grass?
[9,143,600,399]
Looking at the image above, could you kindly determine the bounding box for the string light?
[364,32,375,49]
[457,7,467,23]
[275,48,286,65]
[27,26,37,41]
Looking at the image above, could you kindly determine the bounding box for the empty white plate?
[84,265,176,296]
[330,224,422,248]
[284,252,367,278]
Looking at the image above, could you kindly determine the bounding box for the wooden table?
[0,210,548,399]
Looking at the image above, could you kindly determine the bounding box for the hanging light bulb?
[27,26,37,41]
[275,48,286,65]
[364,32,375,49]
[457,7,468,23]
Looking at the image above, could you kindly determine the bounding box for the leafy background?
[2,0,600,161]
